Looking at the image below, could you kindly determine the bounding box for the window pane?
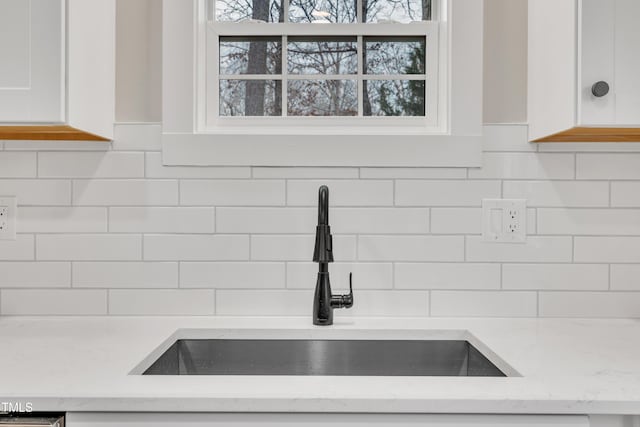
[220,37,282,75]
[215,0,283,22]
[288,80,357,116]
[364,80,425,116]
[288,37,357,75]
[289,0,356,23]
[220,80,282,116]
[364,0,431,23]
[364,37,425,75]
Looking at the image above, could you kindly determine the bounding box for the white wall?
[483,0,528,123]
[115,0,161,122]
[114,0,529,124]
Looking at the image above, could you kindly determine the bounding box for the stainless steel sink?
[143,339,506,376]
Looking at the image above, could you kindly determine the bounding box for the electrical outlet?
[482,199,526,243]
[0,197,17,240]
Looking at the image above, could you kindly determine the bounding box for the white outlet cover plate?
[482,198,527,243]
[0,196,17,240]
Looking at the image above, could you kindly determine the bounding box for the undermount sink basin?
[142,338,507,377]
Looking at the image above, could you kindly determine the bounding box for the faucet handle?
[331,272,354,309]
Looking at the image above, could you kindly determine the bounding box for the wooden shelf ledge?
[533,127,640,143]
[0,125,110,141]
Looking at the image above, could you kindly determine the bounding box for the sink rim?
[130,328,520,377]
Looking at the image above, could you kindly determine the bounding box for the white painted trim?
[162,0,484,166]
[162,133,482,167]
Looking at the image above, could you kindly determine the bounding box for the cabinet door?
[67,413,589,427]
[0,0,64,122]
[581,0,640,126]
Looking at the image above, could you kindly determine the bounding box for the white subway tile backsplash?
[180,262,285,288]
[109,207,215,233]
[345,291,429,317]
[577,154,640,179]
[395,263,500,290]
[358,236,464,262]
[538,209,640,235]
[431,208,481,234]
[181,180,285,206]
[574,237,640,263]
[5,141,109,151]
[538,142,640,152]
[0,236,35,261]
[539,292,640,318]
[217,290,310,316]
[73,180,179,206]
[252,167,359,179]
[5,124,640,318]
[37,235,142,261]
[333,208,429,234]
[468,153,575,179]
[1,289,107,315]
[0,153,36,177]
[251,235,357,261]
[286,262,393,290]
[287,180,393,206]
[0,180,71,206]
[431,291,537,317]
[503,181,609,207]
[611,265,640,291]
[112,124,161,151]
[108,290,215,315]
[466,236,572,262]
[503,264,609,290]
[395,180,500,206]
[146,152,250,178]
[0,262,70,288]
[18,207,107,233]
[611,182,640,207]
[360,168,467,179]
[217,208,315,234]
[38,152,144,178]
[144,235,249,261]
[73,262,178,288]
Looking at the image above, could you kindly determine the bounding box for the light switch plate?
[482,199,527,243]
[0,196,17,240]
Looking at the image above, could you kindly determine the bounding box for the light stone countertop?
[1,316,639,414]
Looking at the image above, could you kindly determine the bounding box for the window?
[206,0,439,128]
[162,0,483,167]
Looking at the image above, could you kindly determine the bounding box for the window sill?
[161,131,482,167]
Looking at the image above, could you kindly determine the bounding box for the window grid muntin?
[207,1,438,124]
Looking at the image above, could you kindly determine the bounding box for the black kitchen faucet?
[312,185,354,326]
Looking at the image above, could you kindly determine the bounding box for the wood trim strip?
[533,127,640,142]
[0,125,110,141]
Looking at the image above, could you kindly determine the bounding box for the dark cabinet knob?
[592,81,610,97]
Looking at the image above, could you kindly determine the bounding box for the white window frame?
[162,0,483,167]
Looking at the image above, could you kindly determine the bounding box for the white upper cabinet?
[529,0,640,142]
[0,0,64,122]
[0,0,116,140]
[581,0,640,126]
